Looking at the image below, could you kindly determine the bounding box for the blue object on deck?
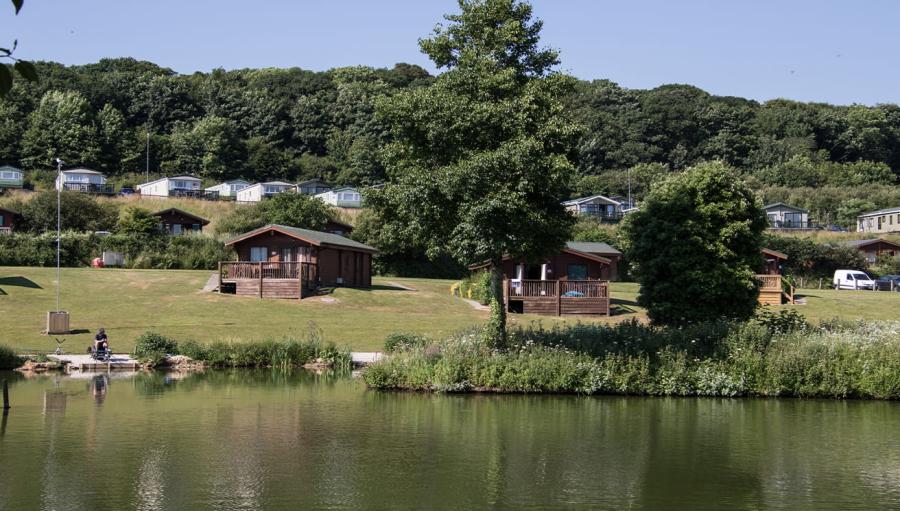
[562,291,585,297]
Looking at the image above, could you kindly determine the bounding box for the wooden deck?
[219,261,318,299]
[48,354,141,372]
[757,274,795,305]
[504,279,610,316]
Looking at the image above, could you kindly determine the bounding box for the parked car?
[825,224,848,232]
[876,275,900,291]
[833,270,876,290]
[119,187,134,196]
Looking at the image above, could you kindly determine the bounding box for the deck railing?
[62,182,115,194]
[221,261,317,284]
[507,279,608,298]
[0,227,11,235]
[170,188,220,200]
[756,274,781,290]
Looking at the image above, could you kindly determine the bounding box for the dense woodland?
[1,58,900,226]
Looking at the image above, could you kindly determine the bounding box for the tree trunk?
[486,260,507,349]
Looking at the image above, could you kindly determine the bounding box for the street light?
[46,158,69,335]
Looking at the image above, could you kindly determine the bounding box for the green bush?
[454,271,493,305]
[133,331,180,361]
[364,321,900,399]
[0,345,21,369]
[383,332,428,352]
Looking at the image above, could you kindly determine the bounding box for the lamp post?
[46,158,69,335]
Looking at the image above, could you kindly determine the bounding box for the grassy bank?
[364,320,900,399]
[0,267,641,353]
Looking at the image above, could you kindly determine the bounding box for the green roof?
[226,224,378,253]
[566,241,621,255]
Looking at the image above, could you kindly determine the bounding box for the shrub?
[383,332,428,352]
[0,345,21,369]
[454,271,493,304]
[364,320,900,399]
[133,331,179,361]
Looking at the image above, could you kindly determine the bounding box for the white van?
[833,270,876,290]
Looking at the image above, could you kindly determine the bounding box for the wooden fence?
[505,279,610,316]
[219,261,318,299]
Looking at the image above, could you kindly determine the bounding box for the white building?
[205,179,250,198]
[55,168,110,193]
[315,187,362,208]
[235,181,295,203]
[137,176,204,198]
[562,194,626,220]
[857,207,900,234]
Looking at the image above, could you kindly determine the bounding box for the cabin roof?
[225,224,378,253]
[0,205,20,215]
[468,246,612,271]
[840,238,900,250]
[858,206,900,217]
[761,247,788,260]
[0,164,22,172]
[762,202,808,213]
[562,194,621,206]
[565,241,622,256]
[61,168,104,175]
[138,175,201,187]
[151,208,210,225]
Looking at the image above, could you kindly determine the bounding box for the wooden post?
[2,379,9,411]
[818,278,823,290]
[298,262,304,300]
[605,282,611,317]
[259,261,264,298]
[555,280,561,316]
[217,261,223,294]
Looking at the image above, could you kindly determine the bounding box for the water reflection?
[0,371,896,510]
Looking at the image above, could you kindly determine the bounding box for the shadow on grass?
[611,298,640,316]
[357,284,414,292]
[0,276,43,289]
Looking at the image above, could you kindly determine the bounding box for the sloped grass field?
[1,267,898,354]
[0,267,641,353]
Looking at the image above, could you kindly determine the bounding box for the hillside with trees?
[0,57,899,226]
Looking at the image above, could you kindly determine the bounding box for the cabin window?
[0,214,4,226]
[172,224,182,235]
[250,247,267,262]
[282,248,294,262]
[192,224,201,231]
[567,264,588,280]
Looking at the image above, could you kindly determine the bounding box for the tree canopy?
[368,0,578,344]
[622,161,768,325]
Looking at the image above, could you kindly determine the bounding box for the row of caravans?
[135,176,363,207]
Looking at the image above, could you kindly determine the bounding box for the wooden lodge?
[220,224,377,299]
[757,248,794,305]
[151,208,210,235]
[0,205,19,234]
[470,242,618,316]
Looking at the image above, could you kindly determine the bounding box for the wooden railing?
[221,261,317,283]
[561,280,609,298]
[507,279,608,298]
[756,274,781,290]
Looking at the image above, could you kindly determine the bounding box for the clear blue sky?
[7,0,899,105]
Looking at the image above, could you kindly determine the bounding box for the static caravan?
[137,176,212,199]
[315,187,362,208]
[205,179,250,198]
[55,168,112,194]
[235,181,295,203]
[0,165,24,189]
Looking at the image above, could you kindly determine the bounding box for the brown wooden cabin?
[152,208,209,235]
[757,248,794,305]
[469,242,617,316]
[324,219,354,237]
[220,224,377,299]
[0,205,19,234]
[840,238,900,266]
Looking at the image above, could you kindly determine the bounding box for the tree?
[622,161,767,325]
[368,0,578,345]
[115,206,159,236]
[1,0,39,97]
[21,90,100,168]
[215,192,334,235]
[19,190,118,233]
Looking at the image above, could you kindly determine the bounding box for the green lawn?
[0,267,640,353]
[1,267,896,354]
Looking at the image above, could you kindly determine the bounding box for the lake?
[0,370,897,510]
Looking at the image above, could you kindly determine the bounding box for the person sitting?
[94,328,109,354]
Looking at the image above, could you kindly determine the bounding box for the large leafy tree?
[622,161,767,325]
[368,0,578,345]
[21,90,100,168]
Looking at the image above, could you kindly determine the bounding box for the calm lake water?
[0,370,897,510]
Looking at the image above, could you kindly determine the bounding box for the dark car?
[876,275,900,291]
[119,187,134,196]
